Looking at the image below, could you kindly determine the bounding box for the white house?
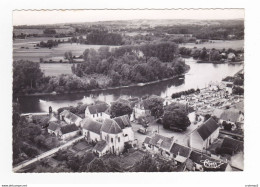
[143,134,174,158]
[81,115,135,157]
[60,110,82,127]
[189,117,220,151]
[81,118,103,143]
[85,103,110,122]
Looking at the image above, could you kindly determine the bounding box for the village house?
[188,151,232,171]
[218,108,244,128]
[133,100,151,120]
[60,110,82,127]
[169,143,191,163]
[80,115,135,157]
[143,134,174,158]
[48,122,79,140]
[85,102,110,122]
[189,117,220,151]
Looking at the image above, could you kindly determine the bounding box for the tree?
[163,102,191,131]
[13,60,44,94]
[133,154,158,172]
[87,158,108,172]
[110,101,133,118]
[143,95,164,119]
[158,160,176,172]
[232,86,244,95]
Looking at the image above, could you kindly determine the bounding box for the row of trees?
[171,88,199,99]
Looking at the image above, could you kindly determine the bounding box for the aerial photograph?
[12,9,244,172]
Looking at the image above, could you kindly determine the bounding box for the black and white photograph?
[11,9,245,173]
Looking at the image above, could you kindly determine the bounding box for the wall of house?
[122,127,134,143]
[189,131,204,150]
[101,131,125,155]
[82,129,101,142]
[93,145,109,157]
[61,130,79,140]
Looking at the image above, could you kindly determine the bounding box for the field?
[179,40,244,50]
[40,63,73,76]
[13,37,119,62]
[13,27,75,35]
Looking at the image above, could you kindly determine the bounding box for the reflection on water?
[17,58,243,113]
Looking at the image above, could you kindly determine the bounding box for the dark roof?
[93,140,107,152]
[220,108,241,122]
[60,110,82,123]
[149,134,174,150]
[113,115,131,129]
[48,122,60,131]
[81,118,102,134]
[221,137,244,153]
[226,83,233,88]
[101,118,122,134]
[87,103,109,114]
[197,117,219,140]
[170,143,191,158]
[189,151,228,171]
[60,124,78,134]
[143,137,151,144]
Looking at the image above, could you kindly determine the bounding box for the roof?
[221,137,244,153]
[143,137,151,144]
[60,110,82,123]
[197,117,219,140]
[81,118,102,134]
[170,143,191,158]
[149,134,174,150]
[220,108,241,122]
[87,103,109,115]
[60,124,78,134]
[189,151,228,171]
[48,122,60,131]
[113,115,131,129]
[93,140,108,152]
[101,118,122,134]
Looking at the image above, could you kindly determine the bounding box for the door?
[112,146,115,154]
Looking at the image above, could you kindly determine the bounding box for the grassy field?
[179,40,244,50]
[13,38,119,62]
[40,63,73,76]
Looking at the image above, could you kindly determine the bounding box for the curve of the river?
[17,58,243,113]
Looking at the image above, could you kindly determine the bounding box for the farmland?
[179,40,244,50]
[13,37,119,62]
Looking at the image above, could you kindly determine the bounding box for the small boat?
[179,77,184,80]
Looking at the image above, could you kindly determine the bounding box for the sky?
[13,9,244,26]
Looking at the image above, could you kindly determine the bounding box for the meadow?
[179,40,244,50]
[40,63,73,76]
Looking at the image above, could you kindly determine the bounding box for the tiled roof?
[81,118,102,134]
[197,117,219,140]
[170,143,191,158]
[48,122,60,131]
[221,137,244,153]
[113,115,131,129]
[60,110,82,123]
[101,118,122,134]
[143,137,151,144]
[87,103,109,115]
[60,124,78,134]
[149,134,174,150]
[189,151,228,171]
[93,140,108,152]
[220,108,241,122]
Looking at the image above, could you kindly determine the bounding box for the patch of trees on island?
[171,88,199,99]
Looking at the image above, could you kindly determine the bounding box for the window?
[118,137,120,142]
[111,138,113,143]
[97,113,98,117]
[93,115,95,118]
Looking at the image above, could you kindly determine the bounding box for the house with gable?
[80,115,135,157]
[60,110,82,127]
[169,143,191,163]
[59,124,80,140]
[85,102,110,122]
[143,134,174,157]
[189,117,220,151]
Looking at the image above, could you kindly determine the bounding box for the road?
[13,135,85,172]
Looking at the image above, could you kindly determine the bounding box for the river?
[17,58,243,113]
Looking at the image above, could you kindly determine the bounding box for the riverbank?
[15,71,188,98]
